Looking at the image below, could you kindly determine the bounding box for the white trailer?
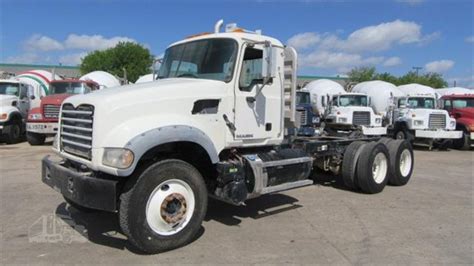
[41,20,415,253]
[304,79,385,136]
[354,81,461,149]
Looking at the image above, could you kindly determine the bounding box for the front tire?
[119,159,208,254]
[3,121,22,144]
[452,130,470,150]
[27,132,46,145]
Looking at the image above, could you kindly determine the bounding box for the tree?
[347,67,377,83]
[80,42,154,83]
[347,67,448,88]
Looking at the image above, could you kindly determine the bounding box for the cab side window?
[19,84,28,99]
[443,100,451,110]
[239,47,263,91]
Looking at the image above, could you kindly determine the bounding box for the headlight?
[338,117,347,123]
[0,113,7,120]
[102,148,134,169]
[414,120,424,126]
[375,118,382,124]
[450,121,456,127]
[28,113,43,120]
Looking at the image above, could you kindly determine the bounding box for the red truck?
[440,94,474,150]
[26,79,100,145]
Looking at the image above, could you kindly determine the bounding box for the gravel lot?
[1,142,472,264]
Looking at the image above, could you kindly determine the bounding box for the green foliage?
[347,67,448,88]
[80,42,154,83]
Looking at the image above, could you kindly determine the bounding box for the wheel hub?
[160,193,187,225]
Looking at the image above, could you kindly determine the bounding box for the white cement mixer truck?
[304,79,385,136]
[353,81,461,149]
[26,71,120,145]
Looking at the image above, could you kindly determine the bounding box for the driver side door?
[17,84,31,118]
[233,45,281,143]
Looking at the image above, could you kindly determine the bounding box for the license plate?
[28,124,46,130]
[312,117,320,123]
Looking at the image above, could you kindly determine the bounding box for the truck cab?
[289,91,319,136]
[0,79,36,144]
[392,93,460,148]
[440,94,474,149]
[325,92,386,136]
[26,79,100,145]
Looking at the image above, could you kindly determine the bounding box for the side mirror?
[261,41,277,83]
[368,97,371,106]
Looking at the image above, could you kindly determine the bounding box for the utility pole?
[412,66,422,75]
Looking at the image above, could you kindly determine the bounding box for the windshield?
[50,82,90,95]
[336,95,368,107]
[452,98,474,108]
[157,38,238,82]
[401,97,435,109]
[0,82,19,96]
[296,92,311,105]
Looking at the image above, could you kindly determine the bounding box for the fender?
[122,125,219,174]
[0,106,22,123]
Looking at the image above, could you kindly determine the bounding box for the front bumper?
[361,126,387,136]
[27,122,58,135]
[42,155,119,212]
[415,130,462,139]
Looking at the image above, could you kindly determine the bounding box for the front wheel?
[452,130,470,150]
[119,159,208,254]
[27,132,46,145]
[3,121,22,144]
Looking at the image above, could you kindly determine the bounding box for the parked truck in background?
[353,81,461,149]
[304,79,385,137]
[41,20,415,253]
[288,90,320,136]
[0,79,38,144]
[26,71,120,145]
[440,93,474,150]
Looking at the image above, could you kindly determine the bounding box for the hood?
[407,108,447,117]
[64,78,225,108]
[41,94,73,106]
[456,107,474,118]
[0,95,17,107]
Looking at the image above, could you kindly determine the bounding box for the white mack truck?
[42,21,415,253]
[353,81,461,149]
[304,79,386,137]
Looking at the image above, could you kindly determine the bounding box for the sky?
[1,0,473,87]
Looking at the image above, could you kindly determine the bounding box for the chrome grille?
[429,113,446,129]
[352,111,370,126]
[298,110,308,125]
[60,104,94,160]
[43,104,60,119]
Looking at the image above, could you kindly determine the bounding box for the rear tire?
[27,132,46,145]
[341,141,366,190]
[386,140,414,186]
[357,142,390,194]
[452,130,470,150]
[119,159,207,254]
[3,121,22,144]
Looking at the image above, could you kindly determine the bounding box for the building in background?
[0,63,80,79]
[0,63,349,86]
